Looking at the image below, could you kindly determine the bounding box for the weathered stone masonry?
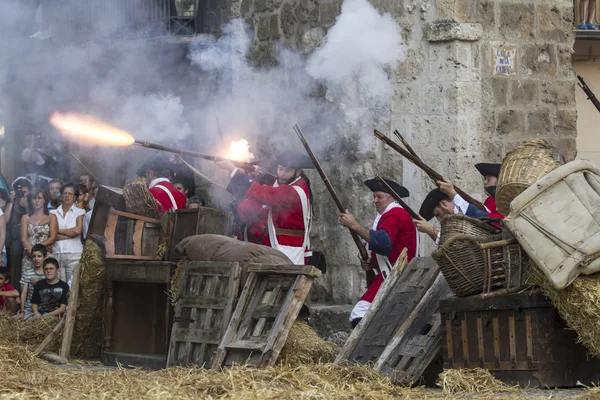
[221,0,577,305]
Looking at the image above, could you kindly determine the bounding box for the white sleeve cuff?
[453,193,469,215]
[229,168,239,179]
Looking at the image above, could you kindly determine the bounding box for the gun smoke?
[0,0,404,183]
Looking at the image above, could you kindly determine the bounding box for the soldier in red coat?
[475,163,503,219]
[137,157,187,214]
[339,178,417,328]
[217,150,314,265]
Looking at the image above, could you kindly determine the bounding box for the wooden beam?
[34,318,65,357]
[246,264,321,277]
[59,262,82,359]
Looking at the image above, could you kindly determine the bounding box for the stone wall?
[223,0,577,304]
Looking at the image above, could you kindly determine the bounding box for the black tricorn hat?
[136,156,171,177]
[275,150,314,169]
[419,188,448,221]
[364,178,409,198]
[475,163,501,178]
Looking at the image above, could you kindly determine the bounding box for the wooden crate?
[103,208,164,260]
[212,264,320,368]
[440,290,600,387]
[88,185,126,247]
[102,260,175,369]
[335,256,439,365]
[168,207,235,260]
[167,261,241,368]
[88,184,164,261]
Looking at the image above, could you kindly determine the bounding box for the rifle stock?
[373,130,487,212]
[294,125,370,263]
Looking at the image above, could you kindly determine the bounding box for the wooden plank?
[110,208,161,224]
[179,297,229,309]
[132,220,144,257]
[167,261,241,368]
[335,255,439,366]
[60,262,82,359]
[34,318,66,357]
[334,251,408,364]
[375,273,453,384]
[212,271,257,368]
[246,264,321,277]
[103,213,118,258]
[212,264,317,369]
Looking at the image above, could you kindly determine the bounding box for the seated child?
[0,270,20,314]
[31,258,69,319]
[17,244,48,320]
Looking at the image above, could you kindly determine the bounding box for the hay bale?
[279,322,339,366]
[0,312,60,351]
[123,177,160,219]
[169,258,186,305]
[532,265,600,358]
[437,368,516,395]
[70,241,105,358]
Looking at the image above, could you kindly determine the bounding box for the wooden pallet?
[375,272,452,384]
[167,261,241,367]
[335,255,439,365]
[212,264,320,369]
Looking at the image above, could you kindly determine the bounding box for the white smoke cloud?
[0,0,404,183]
[307,0,405,108]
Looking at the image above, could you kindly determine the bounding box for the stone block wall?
[221,0,577,304]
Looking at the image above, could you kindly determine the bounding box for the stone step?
[308,304,354,346]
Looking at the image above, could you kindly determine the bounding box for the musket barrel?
[133,140,256,171]
[577,75,600,113]
[374,129,487,213]
[295,125,370,262]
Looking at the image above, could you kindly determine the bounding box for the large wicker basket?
[433,230,531,298]
[433,234,502,297]
[439,215,501,246]
[496,140,563,216]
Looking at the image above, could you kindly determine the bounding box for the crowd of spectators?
[0,152,203,321]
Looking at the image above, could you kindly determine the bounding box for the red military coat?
[148,179,187,214]
[361,206,417,303]
[484,196,504,220]
[237,177,310,249]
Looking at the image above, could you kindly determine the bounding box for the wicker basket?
[433,234,502,297]
[496,139,563,216]
[433,231,531,298]
[480,237,531,296]
[439,215,502,246]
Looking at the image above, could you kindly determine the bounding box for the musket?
[133,140,257,172]
[393,130,418,159]
[577,75,600,113]
[374,129,487,212]
[69,152,100,183]
[393,129,436,181]
[374,175,421,220]
[294,124,370,263]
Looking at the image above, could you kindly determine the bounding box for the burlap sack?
[175,234,292,286]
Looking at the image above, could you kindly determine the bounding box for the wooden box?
[88,185,126,246]
[168,207,235,259]
[88,185,164,260]
[440,290,600,387]
[102,260,175,369]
